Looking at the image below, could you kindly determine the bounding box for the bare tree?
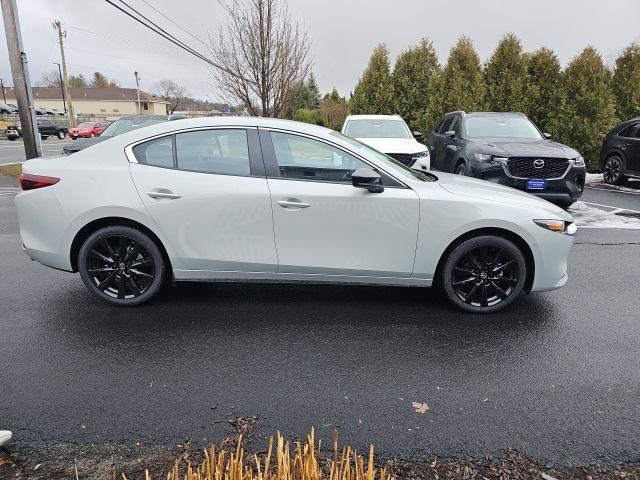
[208,0,311,117]
[153,79,188,114]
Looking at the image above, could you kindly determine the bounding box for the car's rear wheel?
[602,155,626,185]
[78,226,165,306]
[57,130,65,139]
[441,235,527,313]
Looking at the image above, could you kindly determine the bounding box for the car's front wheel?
[455,162,468,176]
[78,226,165,306]
[602,155,626,185]
[441,235,527,313]
[57,130,65,139]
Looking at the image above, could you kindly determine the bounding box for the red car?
[68,122,105,139]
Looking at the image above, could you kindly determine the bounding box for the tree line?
[346,35,640,171]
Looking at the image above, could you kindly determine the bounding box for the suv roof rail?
[444,110,466,116]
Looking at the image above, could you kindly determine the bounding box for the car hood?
[432,172,571,218]
[469,138,579,158]
[354,137,426,154]
[63,136,109,154]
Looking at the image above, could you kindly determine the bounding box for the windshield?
[100,117,166,137]
[344,119,412,139]
[77,123,94,129]
[330,131,435,182]
[465,115,543,139]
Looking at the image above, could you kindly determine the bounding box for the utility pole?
[0,78,6,103]
[1,0,42,158]
[53,62,67,113]
[52,20,75,127]
[134,71,141,114]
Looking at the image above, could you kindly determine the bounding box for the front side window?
[270,131,368,183]
[438,116,453,134]
[133,136,174,168]
[176,129,250,176]
[449,116,461,136]
[618,123,639,138]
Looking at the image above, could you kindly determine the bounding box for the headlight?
[573,156,585,167]
[412,150,429,159]
[474,153,492,161]
[534,219,577,235]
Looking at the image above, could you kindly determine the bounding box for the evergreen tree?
[438,36,486,117]
[485,33,529,113]
[392,38,440,132]
[90,72,119,88]
[68,74,87,88]
[612,43,640,120]
[349,44,394,114]
[306,73,321,110]
[549,47,617,170]
[525,47,562,132]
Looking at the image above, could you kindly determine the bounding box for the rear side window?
[133,136,174,168]
[175,129,250,176]
[618,123,639,138]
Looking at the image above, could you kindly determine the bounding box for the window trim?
[258,127,407,188]
[617,123,640,138]
[124,126,265,178]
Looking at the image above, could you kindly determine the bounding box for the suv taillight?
[19,173,60,191]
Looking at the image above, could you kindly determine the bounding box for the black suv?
[600,118,640,185]
[427,111,586,207]
[6,119,68,140]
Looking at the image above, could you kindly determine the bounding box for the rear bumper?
[473,162,586,205]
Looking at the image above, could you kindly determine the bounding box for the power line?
[136,0,208,47]
[104,0,217,68]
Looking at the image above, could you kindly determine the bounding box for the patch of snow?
[568,201,640,229]
[585,173,603,185]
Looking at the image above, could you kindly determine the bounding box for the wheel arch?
[602,148,627,169]
[69,216,173,276]
[433,227,535,293]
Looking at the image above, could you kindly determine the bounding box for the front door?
[129,127,277,274]
[262,130,420,278]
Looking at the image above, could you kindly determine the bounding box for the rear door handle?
[147,190,181,200]
[278,199,310,209]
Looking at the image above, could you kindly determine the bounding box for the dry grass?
[0,162,22,177]
[125,429,391,480]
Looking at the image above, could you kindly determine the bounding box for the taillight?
[19,173,60,191]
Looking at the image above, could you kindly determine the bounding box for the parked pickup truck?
[6,120,68,141]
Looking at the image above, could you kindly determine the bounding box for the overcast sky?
[1,0,639,102]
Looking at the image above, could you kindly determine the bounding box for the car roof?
[464,112,527,117]
[88,116,358,155]
[344,114,404,121]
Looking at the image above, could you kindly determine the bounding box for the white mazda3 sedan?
[15,117,576,313]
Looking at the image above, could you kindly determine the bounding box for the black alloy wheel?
[78,226,165,306]
[441,235,527,313]
[602,156,625,185]
[455,163,468,176]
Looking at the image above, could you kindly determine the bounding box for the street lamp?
[52,62,67,113]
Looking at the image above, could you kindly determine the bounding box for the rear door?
[261,129,420,278]
[128,127,277,275]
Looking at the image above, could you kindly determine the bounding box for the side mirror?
[412,131,423,141]
[543,132,552,140]
[352,168,384,193]
[444,130,456,138]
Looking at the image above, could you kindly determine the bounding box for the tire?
[602,155,626,185]
[440,235,528,314]
[90,133,95,138]
[57,130,65,140]
[78,225,166,306]
[40,135,48,140]
[7,137,16,141]
[455,162,468,176]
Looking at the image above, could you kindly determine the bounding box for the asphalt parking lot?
[0,174,639,466]
[0,138,72,164]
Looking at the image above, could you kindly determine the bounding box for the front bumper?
[472,161,585,205]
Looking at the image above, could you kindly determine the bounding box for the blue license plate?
[526,179,547,190]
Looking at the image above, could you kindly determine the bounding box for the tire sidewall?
[57,130,65,139]
[78,225,165,306]
[441,235,527,314]
[455,162,467,176]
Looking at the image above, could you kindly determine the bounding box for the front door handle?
[147,190,181,200]
[278,199,310,209]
